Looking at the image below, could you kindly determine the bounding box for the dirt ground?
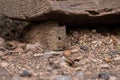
[0,23,120,80]
[0,18,120,80]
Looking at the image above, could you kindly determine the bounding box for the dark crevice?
[58,37,62,40]
[66,23,120,36]
[86,10,100,15]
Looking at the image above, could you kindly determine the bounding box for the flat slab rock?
[0,0,120,24]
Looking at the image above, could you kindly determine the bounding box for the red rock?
[63,50,72,57]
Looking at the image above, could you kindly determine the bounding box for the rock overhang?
[0,0,120,24]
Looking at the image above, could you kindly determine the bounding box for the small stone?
[51,70,60,75]
[88,53,95,60]
[12,47,24,53]
[60,57,69,68]
[6,41,17,50]
[109,51,118,56]
[104,56,112,63]
[43,54,53,59]
[60,61,68,68]
[6,41,26,51]
[20,70,32,77]
[113,56,120,61]
[53,75,72,80]
[91,59,97,63]
[33,53,42,57]
[109,76,117,80]
[92,41,98,44]
[1,61,9,67]
[98,72,110,80]
[70,46,80,53]
[100,64,110,69]
[0,51,6,56]
[1,56,12,61]
[63,50,72,57]
[80,46,88,51]
[25,43,42,50]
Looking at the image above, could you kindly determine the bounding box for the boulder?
[0,0,120,24]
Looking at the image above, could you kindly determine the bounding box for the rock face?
[0,0,120,24]
[24,21,67,50]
